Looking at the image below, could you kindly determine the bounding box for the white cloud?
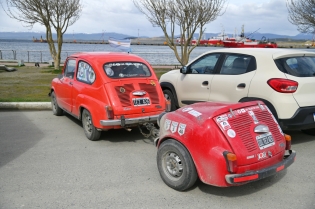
[0,0,301,37]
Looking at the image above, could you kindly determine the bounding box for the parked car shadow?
[62,111,154,144]
[0,111,44,168]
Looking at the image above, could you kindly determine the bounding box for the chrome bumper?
[100,114,159,126]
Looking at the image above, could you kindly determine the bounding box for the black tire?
[157,139,198,191]
[301,128,315,136]
[82,109,101,141]
[50,91,63,116]
[163,89,176,111]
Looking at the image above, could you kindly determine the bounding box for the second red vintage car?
[49,52,169,141]
[155,101,296,191]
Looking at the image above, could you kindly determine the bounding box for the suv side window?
[77,61,96,84]
[64,59,76,78]
[189,53,221,74]
[220,54,256,75]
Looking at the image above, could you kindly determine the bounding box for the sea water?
[0,40,218,65]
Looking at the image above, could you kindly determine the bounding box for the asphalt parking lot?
[0,110,314,209]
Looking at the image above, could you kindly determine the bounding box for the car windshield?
[275,56,315,77]
[103,62,151,78]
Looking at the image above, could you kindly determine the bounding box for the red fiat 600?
[49,52,169,141]
[155,101,296,191]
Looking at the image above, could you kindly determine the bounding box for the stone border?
[0,102,51,110]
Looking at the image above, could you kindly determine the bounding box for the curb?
[0,102,51,110]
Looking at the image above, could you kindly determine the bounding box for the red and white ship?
[222,25,277,48]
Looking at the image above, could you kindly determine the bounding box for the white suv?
[159,48,315,135]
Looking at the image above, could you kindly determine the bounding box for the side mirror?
[180,66,188,74]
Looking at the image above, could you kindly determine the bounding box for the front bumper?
[225,150,296,185]
[100,114,159,126]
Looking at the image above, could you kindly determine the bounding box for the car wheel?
[163,89,176,111]
[157,139,197,191]
[50,91,63,116]
[82,109,101,141]
[301,128,315,136]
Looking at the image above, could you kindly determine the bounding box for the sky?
[0,0,300,37]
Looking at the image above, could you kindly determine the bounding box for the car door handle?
[69,81,73,85]
[202,81,209,86]
[237,83,246,88]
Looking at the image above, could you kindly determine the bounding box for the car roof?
[68,51,146,62]
[202,48,315,59]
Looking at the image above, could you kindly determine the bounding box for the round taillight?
[267,78,298,93]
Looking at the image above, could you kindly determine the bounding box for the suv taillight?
[267,78,298,93]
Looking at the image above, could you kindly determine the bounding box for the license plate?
[132,97,150,106]
[256,132,275,150]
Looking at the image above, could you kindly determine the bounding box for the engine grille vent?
[139,83,159,104]
[115,84,134,107]
[229,114,258,152]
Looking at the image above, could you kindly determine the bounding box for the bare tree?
[287,0,315,34]
[1,0,82,69]
[133,0,227,66]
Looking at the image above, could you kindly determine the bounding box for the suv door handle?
[202,81,209,86]
[237,83,246,88]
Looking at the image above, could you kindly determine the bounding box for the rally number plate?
[256,132,275,150]
[132,97,150,106]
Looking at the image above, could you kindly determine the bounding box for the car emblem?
[133,90,146,96]
[120,87,126,93]
[150,80,156,86]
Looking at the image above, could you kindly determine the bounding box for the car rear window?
[103,62,151,78]
[275,56,315,77]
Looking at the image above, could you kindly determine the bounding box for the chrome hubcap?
[84,113,92,133]
[165,152,183,178]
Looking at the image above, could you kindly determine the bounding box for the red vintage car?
[155,101,296,191]
[49,52,169,141]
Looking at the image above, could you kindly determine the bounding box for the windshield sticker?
[227,129,236,138]
[237,108,246,114]
[182,107,193,112]
[164,119,171,131]
[216,114,228,123]
[220,121,231,130]
[170,121,179,133]
[188,110,202,117]
[178,123,186,136]
[248,110,259,124]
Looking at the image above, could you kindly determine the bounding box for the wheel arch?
[239,97,278,120]
[160,82,180,108]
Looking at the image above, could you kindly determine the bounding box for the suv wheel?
[163,89,176,111]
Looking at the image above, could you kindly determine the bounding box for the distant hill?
[0,32,142,41]
[0,31,313,41]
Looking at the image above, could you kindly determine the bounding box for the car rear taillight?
[223,151,238,173]
[284,134,291,150]
[267,78,298,93]
[105,105,114,119]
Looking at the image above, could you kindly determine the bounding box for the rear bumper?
[100,114,159,126]
[279,106,315,130]
[225,150,296,185]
